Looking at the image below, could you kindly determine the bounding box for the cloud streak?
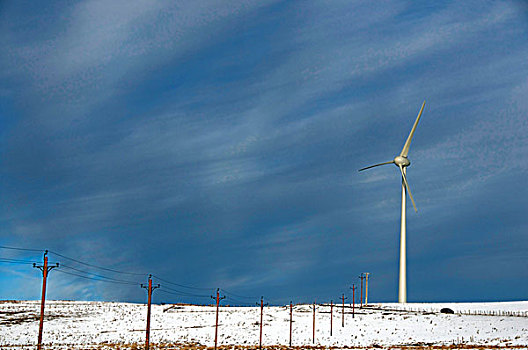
[1,0,527,303]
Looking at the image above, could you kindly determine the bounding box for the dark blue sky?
[1,1,527,305]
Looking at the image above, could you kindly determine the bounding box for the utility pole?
[211,288,225,350]
[364,272,371,306]
[341,294,347,327]
[257,297,268,350]
[289,301,293,347]
[33,250,58,350]
[312,300,316,344]
[359,274,365,308]
[330,300,333,336]
[141,275,160,350]
[351,284,357,318]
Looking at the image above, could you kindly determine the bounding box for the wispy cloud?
[1,0,527,303]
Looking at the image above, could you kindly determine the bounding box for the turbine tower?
[359,101,426,303]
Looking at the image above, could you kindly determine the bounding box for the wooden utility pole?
[257,297,268,350]
[141,275,160,350]
[289,301,293,347]
[359,274,365,308]
[312,301,316,344]
[364,272,370,306]
[351,284,357,318]
[211,288,225,350]
[330,300,333,336]
[341,294,347,327]
[33,250,58,350]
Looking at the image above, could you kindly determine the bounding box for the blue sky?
[1,0,527,305]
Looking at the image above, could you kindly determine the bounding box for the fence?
[369,304,528,318]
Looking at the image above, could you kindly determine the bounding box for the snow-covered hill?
[1,300,528,349]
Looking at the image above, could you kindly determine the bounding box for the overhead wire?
[48,250,147,277]
[0,245,43,253]
[157,289,211,299]
[2,245,302,305]
[54,269,140,286]
[1,246,218,295]
[0,257,39,265]
[268,299,290,306]
[157,288,183,297]
[221,288,259,300]
[151,274,213,291]
[0,246,45,265]
[224,295,254,306]
[159,285,211,298]
[59,264,141,285]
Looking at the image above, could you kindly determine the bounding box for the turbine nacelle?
[394,156,410,168]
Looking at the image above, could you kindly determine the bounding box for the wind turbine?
[359,101,426,303]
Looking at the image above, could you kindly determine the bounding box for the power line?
[0,245,43,253]
[224,295,254,306]
[59,264,141,285]
[157,288,212,299]
[0,258,39,265]
[50,252,217,294]
[151,274,213,291]
[157,288,188,297]
[221,288,259,300]
[263,296,283,306]
[1,246,256,300]
[157,288,210,300]
[1,245,146,278]
[2,246,330,305]
[54,269,140,286]
[48,250,147,277]
[159,285,211,298]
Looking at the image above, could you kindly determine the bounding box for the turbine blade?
[400,101,426,157]
[358,160,394,172]
[399,165,417,212]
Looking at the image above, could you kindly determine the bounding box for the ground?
[1,300,527,349]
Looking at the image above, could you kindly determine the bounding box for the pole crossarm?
[256,297,269,307]
[141,283,161,290]
[33,262,59,274]
[141,274,160,290]
[211,289,226,301]
[33,251,59,275]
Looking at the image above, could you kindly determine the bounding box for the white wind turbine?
[359,101,426,303]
